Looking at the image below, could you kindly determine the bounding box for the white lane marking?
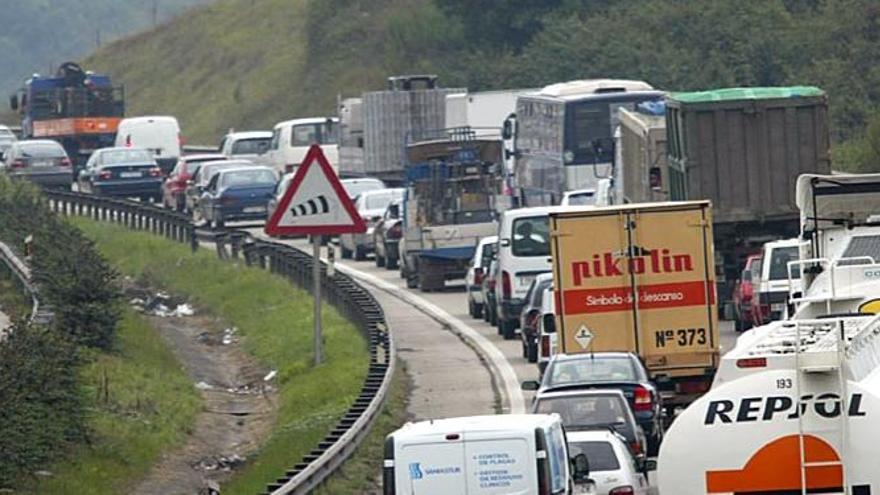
[335,263,526,414]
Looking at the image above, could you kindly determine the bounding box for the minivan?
[115,116,182,174]
[383,414,593,495]
[755,238,802,323]
[263,117,338,175]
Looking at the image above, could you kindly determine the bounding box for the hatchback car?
[519,272,553,360]
[219,131,272,163]
[566,429,651,494]
[162,153,227,211]
[198,166,277,228]
[530,388,648,463]
[0,139,72,188]
[78,147,163,200]
[340,188,404,260]
[373,199,403,269]
[186,159,253,217]
[524,352,663,455]
[466,235,498,319]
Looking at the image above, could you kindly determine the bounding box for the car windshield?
[768,246,800,280]
[231,138,270,155]
[547,356,638,386]
[344,179,384,198]
[567,441,620,472]
[365,190,402,209]
[221,169,276,187]
[102,149,153,164]
[535,395,630,429]
[512,216,550,257]
[20,143,64,158]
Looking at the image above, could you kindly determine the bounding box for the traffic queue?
[5,70,876,494]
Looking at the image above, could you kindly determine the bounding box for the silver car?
[0,139,72,188]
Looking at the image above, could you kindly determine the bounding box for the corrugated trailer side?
[362,87,463,183]
[666,87,831,224]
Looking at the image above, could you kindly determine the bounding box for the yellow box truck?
[550,200,719,410]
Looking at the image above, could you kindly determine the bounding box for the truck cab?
[383,414,594,495]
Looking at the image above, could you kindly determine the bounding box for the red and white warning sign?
[265,145,366,236]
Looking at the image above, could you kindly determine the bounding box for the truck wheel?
[468,299,476,318]
[489,306,498,326]
[340,245,352,259]
[375,254,386,267]
[474,302,483,319]
[527,340,538,363]
[354,246,366,261]
[405,270,418,289]
[387,257,398,270]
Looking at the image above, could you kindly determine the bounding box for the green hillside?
[84,0,880,169]
[0,0,210,95]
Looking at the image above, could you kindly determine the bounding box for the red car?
[161,154,227,211]
[733,254,762,331]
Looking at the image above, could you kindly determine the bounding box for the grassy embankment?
[72,218,370,494]
[23,309,200,495]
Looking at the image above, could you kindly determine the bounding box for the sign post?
[265,145,366,365]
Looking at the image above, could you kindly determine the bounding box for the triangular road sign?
[265,145,366,236]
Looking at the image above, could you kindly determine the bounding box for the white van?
[115,116,182,174]
[495,205,592,339]
[263,117,339,175]
[218,130,273,163]
[755,237,803,323]
[383,414,593,495]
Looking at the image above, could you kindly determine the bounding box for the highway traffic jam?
[5,63,880,494]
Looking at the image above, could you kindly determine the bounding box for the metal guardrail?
[44,190,394,495]
[0,239,52,327]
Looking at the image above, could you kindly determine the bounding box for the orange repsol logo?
[572,248,693,285]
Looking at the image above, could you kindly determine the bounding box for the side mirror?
[388,204,400,218]
[520,380,540,391]
[571,453,590,483]
[9,95,18,111]
[644,459,657,472]
[502,113,515,140]
[542,314,556,334]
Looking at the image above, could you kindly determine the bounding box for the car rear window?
[768,246,800,281]
[221,169,276,187]
[565,192,595,205]
[343,179,384,198]
[535,395,630,430]
[547,356,638,386]
[20,143,64,158]
[102,149,153,164]
[364,190,402,209]
[232,138,270,155]
[567,441,620,471]
[511,216,550,257]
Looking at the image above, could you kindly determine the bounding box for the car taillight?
[487,278,496,290]
[736,357,767,369]
[98,169,113,180]
[610,486,635,495]
[10,159,25,168]
[541,334,550,357]
[125,134,132,147]
[630,440,643,456]
[634,386,653,412]
[474,267,484,285]
[59,157,71,167]
[502,271,512,300]
[148,167,162,177]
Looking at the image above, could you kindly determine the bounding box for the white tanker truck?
[658,174,880,494]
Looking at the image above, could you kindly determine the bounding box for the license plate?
[771,303,785,312]
[120,171,142,178]
[243,206,266,213]
[32,160,52,167]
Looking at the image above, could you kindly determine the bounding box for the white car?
[566,429,651,495]
[218,130,273,163]
[755,237,803,322]
[466,235,497,319]
[561,188,597,206]
[340,188,404,260]
[340,177,385,201]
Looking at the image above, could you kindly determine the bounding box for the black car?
[522,352,664,455]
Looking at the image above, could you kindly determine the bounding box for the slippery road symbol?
[290,195,330,217]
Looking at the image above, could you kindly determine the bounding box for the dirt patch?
[128,289,278,495]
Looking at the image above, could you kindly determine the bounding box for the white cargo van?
[384,414,593,495]
[263,117,339,175]
[495,205,592,339]
[115,116,182,174]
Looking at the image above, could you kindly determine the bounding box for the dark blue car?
[199,166,277,228]
[78,147,163,200]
